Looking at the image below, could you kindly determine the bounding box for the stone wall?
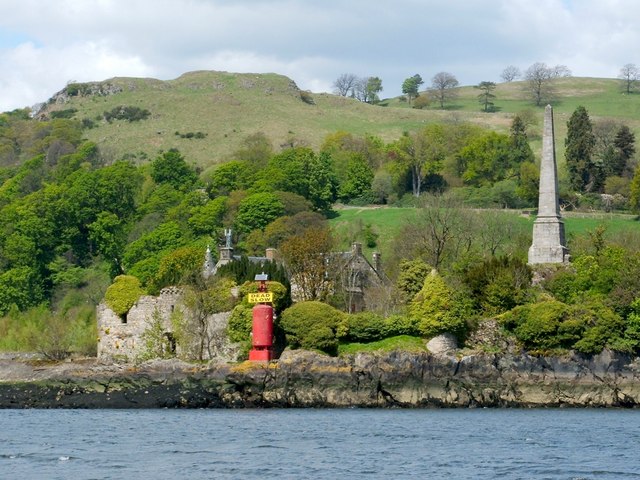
[97,287,239,363]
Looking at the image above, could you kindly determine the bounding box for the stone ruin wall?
[97,287,240,363]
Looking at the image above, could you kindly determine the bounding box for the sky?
[1,0,639,112]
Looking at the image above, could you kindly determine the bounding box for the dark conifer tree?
[565,106,597,192]
[613,125,636,178]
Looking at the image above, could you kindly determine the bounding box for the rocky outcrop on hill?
[1,350,639,408]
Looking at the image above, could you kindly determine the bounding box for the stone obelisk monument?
[528,105,569,264]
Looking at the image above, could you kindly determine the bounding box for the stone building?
[328,242,387,313]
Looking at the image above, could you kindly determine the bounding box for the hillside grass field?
[40,72,640,175]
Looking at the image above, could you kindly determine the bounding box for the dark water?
[1,409,639,479]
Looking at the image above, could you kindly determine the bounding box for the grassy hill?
[38,71,640,174]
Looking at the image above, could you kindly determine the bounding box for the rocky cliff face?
[1,350,639,408]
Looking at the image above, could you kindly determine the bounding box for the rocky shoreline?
[1,349,639,408]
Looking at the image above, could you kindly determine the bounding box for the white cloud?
[1,0,639,111]
[0,40,152,111]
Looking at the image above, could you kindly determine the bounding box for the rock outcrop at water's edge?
[1,350,639,408]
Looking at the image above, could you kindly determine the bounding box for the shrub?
[463,256,532,315]
[409,270,467,339]
[511,301,568,350]
[340,311,386,342]
[103,106,150,123]
[104,275,145,315]
[396,259,432,304]
[300,90,315,105]
[383,314,421,337]
[227,304,253,343]
[501,297,625,353]
[279,301,345,354]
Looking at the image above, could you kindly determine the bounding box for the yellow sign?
[247,292,274,304]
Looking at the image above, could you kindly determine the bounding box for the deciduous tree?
[333,73,358,96]
[618,64,639,95]
[430,72,459,109]
[524,62,571,106]
[280,226,333,301]
[500,65,520,82]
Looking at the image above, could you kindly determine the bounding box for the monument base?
[528,217,569,264]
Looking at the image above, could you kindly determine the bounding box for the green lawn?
[337,335,427,356]
[329,206,640,259]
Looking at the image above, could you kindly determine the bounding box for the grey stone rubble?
[528,104,570,264]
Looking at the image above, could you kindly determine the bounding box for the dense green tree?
[338,154,374,202]
[256,148,336,211]
[402,74,423,103]
[565,106,597,192]
[188,196,228,236]
[123,221,187,272]
[306,151,337,211]
[150,149,198,192]
[234,192,285,233]
[388,125,447,197]
[457,131,513,186]
[206,161,249,197]
[613,125,636,177]
[88,212,126,275]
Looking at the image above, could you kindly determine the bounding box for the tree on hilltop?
[524,62,571,106]
[618,64,639,95]
[354,76,383,104]
[430,72,459,109]
[402,74,424,104]
[333,73,358,97]
[501,65,521,82]
[475,81,497,112]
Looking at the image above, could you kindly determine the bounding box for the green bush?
[501,297,625,353]
[511,301,568,350]
[383,314,421,337]
[409,270,467,339]
[104,105,150,123]
[339,312,386,342]
[104,275,146,315]
[279,301,345,354]
[463,256,532,315]
[227,304,253,343]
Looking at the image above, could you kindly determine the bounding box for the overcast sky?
[1,0,638,112]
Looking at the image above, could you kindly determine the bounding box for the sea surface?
[1,408,639,479]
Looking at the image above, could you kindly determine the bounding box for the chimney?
[265,248,277,261]
[372,252,381,272]
[351,242,362,256]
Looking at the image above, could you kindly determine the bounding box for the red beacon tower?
[248,273,275,361]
